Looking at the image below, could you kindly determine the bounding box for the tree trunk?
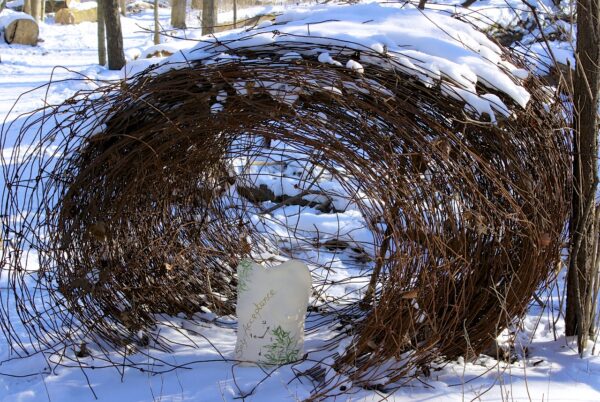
[171,0,186,29]
[23,0,31,14]
[201,0,215,35]
[101,0,125,70]
[119,0,125,16]
[191,0,201,9]
[30,0,42,21]
[566,0,600,355]
[97,0,106,66]
[233,0,237,28]
[153,0,159,45]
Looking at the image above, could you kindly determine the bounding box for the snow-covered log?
[126,0,153,14]
[214,13,275,33]
[0,10,38,45]
[55,2,96,24]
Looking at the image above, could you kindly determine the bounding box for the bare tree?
[30,0,42,21]
[154,0,160,45]
[233,0,237,28]
[101,0,125,70]
[98,0,107,66]
[171,0,186,29]
[202,0,216,35]
[566,0,600,355]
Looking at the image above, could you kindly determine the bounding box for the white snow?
[71,1,98,11]
[0,9,34,30]
[318,51,342,66]
[147,3,534,120]
[346,59,364,74]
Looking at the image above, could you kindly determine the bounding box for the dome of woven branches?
[1,4,570,396]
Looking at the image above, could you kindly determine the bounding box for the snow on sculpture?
[235,259,312,365]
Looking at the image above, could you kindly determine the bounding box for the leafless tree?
[30,0,42,21]
[153,0,160,45]
[565,0,600,355]
[171,0,186,29]
[233,0,237,28]
[97,0,107,66]
[202,0,216,35]
[101,0,125,70]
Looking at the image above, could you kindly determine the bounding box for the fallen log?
[55,2,96,24]
[1,11,38,45]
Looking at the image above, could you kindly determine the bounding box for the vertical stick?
[233,0,237,28]
[362,224,393,308]
[97,0,107,66]
[153,0,160,45]
[202,0,215,35]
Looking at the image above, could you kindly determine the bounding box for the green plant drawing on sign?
[263,325,299,364]
[237,259,253,293]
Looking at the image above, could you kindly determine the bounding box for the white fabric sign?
[235,259,311,365]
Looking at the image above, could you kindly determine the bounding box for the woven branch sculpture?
[1,37,570,395]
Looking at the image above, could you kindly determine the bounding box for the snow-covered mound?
[130,3,531,122]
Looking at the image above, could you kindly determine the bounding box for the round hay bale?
[0,8,570,396]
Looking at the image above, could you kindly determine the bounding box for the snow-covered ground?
[1,1,600,401]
